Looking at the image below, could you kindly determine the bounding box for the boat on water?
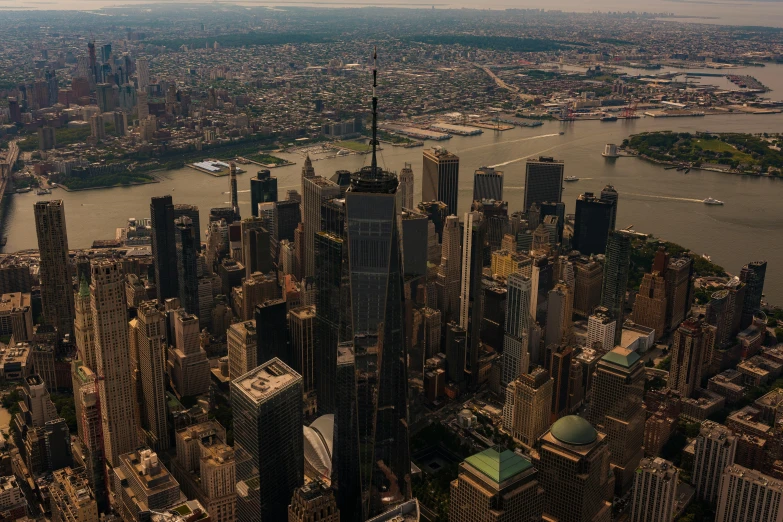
[15,187,31,194]
[565,176,579,182]
[559,131,565,135]
[36,188,52,195]
[703,197,724,205]
[600,115,618,122]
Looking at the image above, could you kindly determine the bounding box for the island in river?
[623,131,783,175]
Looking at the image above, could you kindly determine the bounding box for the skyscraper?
[587,347,646,493]
[344,53,410,517]
[50,467,99,522]
[665,256,693,330]
[716,465,783,522]
[668,317,717,399]
[173,203,201,249]
[629,458,678,522]
[545,282,573,348]
[740,260,767,329]
[632,252,668,341]
[34,200,75,339]
[449,448,543,522]
[136,57,149,91]
[167,309,211,398]
[73,277,96,371]
[472,166,503,202]
[302,175,340,279]
[532,416,613,522]
[91,260,138,467]
[72,364,108,512]
[504,366,552,447]
[523,156,564,212]
[693,420,737,503]
[175,216,200,317]
[573,192,614,255]
[232,358,303,522]
[289,481,340,522]
[229,162,240,221]
[437,215,461,325]
[600,185,619,231]
[129,302,169,452]
[573,256,603,317]
[150,196,179,302]
[459,211,486,387]
[289,305,317,415]
[227,320,257,379]
[502,272,532,386]
[422,148,459,216]
[398,163,414,210]
[548,344,573,421]
[255,298,289,364]
[600,231,631,346]
[417,200,449,242]
[250,170,277,217]
[587,306,616,351]
[333,344,360,522]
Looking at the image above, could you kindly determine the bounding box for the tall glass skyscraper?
[601,231,632,346]
[250,169,278,217]
[150,195,179,302]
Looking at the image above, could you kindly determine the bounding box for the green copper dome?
[550,415,598,446]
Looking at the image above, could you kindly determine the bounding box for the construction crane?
[622,101,639,119]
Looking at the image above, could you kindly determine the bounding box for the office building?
[600,185,619,231]
[417,200,449,242]
[504,367,552,447]
[91,260,138,467]
[523,156,564,212]
[669,317,717,399]
[399,162,414,210]
[96,83,114,113]
[532,415,613,522]
[114,448,182,522]
[172,203,201,248]
[587,347,646,492]
[573,256,603,317]
[136,57,150,90]
[130,302,170,452]
[251,170,278,217]
[716,465,783,522]
[587,306,616,351]
[573,192,614,255]
[437,215,461,325]
[548,345,573,421]
[232,358,303,522]
[600,231,632,346]
[151,196,179,302]
[241,219,272,279]
[449,447,543,522]
[632,269,668,341]
[694,420,737,502]
[422,148,459,215]
[0,292,33,342]
[289,305,316,413]
[168,309,210,398]
[459,211,486,386]
[172,421,236,522]
[71,364,108,512]
[545,282,573,348]
[500,272,531,385]
[175,216,200,317]
[288,481,340,522]
[90,113,106,140]
[740,261,767,328]
[50,466,99,522]
[73,279,96,374]
[113,111,127,136]
[490,250,532,280]
[666,256,693,330]
[303,175,340,278]
[38,126,56,150]
[34,200,75,339]
[255,298,289,364]
[472,166,503,202]
[401,208,430,279]
[333,344,360,521]
[227,320,257,380]
[629,458,678,522]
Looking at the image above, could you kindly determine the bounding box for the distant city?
[0,4,781,522]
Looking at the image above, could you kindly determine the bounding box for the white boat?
[703,197,724,205]
[565,176,579,182]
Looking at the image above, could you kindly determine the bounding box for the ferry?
[703,197,724,205]
[564,176,580,182]
[36,188,52,196]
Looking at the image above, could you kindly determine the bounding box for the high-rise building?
[449,447,543,522]
[401,209,430,279]
[167,309,210,398]
[437,215,461,325]
[693,420,737,502]
[250,170,277,217]
[668,317,717,399]
[472,166,503,202]
[573,256,603,317]
[545,282,573,348]
[740,261,767,328]
[665,256,693,330]
[91,260,138,467]
[504,367,552,447]
[173,203,201,249]
[587,306,616,351]
[95,83,114,113]
[288,481,340,522]
[71,364,108,512]
[227,320,257,380]
[632,263,668,341]
[113,111,127,137]
[422,148,459,216]
[228,162,240,221]
[175,216,200,317]
[38,126,56,150]
[232,358,303,522]
[716,465,783,522]
[90,113,105,140]
[136,57,150,90]
[241,218,272,279]
[34,200,75,339]
[502,273,532,386]
[548,345,573,421]
[587,347,646,492]
[114,448,182,522]
[50,467,99,522]
[289,305,317,414]
[255,298,289,364]
[150,196,179,302]
[490,250,532,280]
[573,192,614,255]
[417,200,449,242]
[399,163,414,210]
[600,185,619,231]
[74,277,96,371]
[629,458,678,522]
[532,415,613,522]
[600,231,632,346]
[302,175,340,279]
[129,302,169,452]
[333,344,360,521]
[523,156,564,212]
[459,211,486,387]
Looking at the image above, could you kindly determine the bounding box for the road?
[475,64,537,101]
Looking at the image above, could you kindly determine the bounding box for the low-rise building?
[681,388,725,422]
[708,370,746,404]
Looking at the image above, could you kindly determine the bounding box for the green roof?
[465,447,532,483]
[550,415,598,446]
[78,275,90,298]
[601,348,641,369]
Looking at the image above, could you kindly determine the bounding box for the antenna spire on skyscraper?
[371,46,378,177]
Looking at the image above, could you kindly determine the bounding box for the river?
[2,71,783,302]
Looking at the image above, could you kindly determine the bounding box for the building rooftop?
[232,357,301,403]
[723,465,783,492]
[0,292,30,313]
[601,346,641,369]
[366,499,420,522]
[550,415,598,446]
[464,447,533,484]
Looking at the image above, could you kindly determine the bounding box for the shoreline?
[56,178,161,192]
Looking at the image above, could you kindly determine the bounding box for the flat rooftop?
[233,358,301,403]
